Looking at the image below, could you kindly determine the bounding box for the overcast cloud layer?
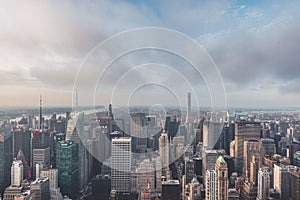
[0,0,300,107]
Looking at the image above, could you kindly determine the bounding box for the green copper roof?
[191,177,199,183]
[217,156,226,163]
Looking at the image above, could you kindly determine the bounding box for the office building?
[228,188,239,200]
[257,167,270,200]
[189,178,201,200]
[185,159,194,184]
[260,138,275,156]
[240,182,257,200]
[234,121,261,174]
[40,168,58,190]
[205,170,217,200]
[243,140,263,179]
[16,150,29,180]
[11,160,23,187]
[159,132,169,176]
[202,150,224,180]
[30,177,50,200]
[289,141,300,165]
[161,180,180,200]
[288,166,300,200]
[3,185,23,200]
[30,129,50,180]
[12,128,31,164]
[203,121,222,150]
[215,156,228,200]
[66,113,89,190]
[111,137,132,193]
[130,113,147,152]
[0,133,13,195]
[136,159,155,192]
[294,151,300,167]
[32,147,50,179]
[186,92,191,124]
[14,192,31,200]
[273,164,291,199]
[56,140,79,199]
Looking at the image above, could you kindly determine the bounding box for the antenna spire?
[39,94,42,129]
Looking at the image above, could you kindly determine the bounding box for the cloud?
[0,0,300,106]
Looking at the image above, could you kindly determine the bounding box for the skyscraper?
[234,121,261,174]
[130,113,147,152]
[186,92,191,124]
[11,160,23,187]
[202,150,224,181]
[30,129,50,179]
[111,137,132,193]
[215,156,228,200]
[162,180,180,200]
[12,128,31,164]
[185,159,195,184]
[56,140,79,199]
[66,113,89,190]
[203,121,223,150]
[243,140,263,180]
[136,159,155,192]
[257,167,270,200]
[260,138,275,156]
[205,169,217,200]
[288,166,300,200]
[30,177,50,200]
[0,133,13,195]
[189,178,201,200]
[159,131,169,176]
[273,164,291,199]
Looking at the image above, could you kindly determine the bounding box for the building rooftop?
[217,156,226,163]
[191,177,199,184]
[162,180,180,185]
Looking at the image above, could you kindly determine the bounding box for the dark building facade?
[161,180,180,200]
[0,133,13,196]
[56,140,79,199]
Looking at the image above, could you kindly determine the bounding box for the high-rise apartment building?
[234,121,261,174]
[111,137,132,193]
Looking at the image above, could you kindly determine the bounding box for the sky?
[0,0,300,108]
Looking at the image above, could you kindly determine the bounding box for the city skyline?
[0,1,300,107]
